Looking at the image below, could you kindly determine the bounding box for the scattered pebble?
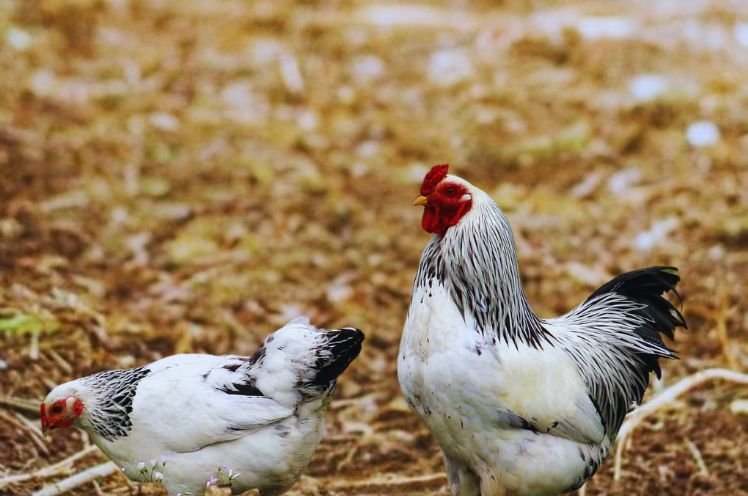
[577,16,636,40]
[634,218,680,252]
[279,52,304,94]
[352,55,385,83]
[357,5,476,30]
[565,262,607,286]
[607,167,641,195]
[686,121,720,148]
[150,112,179,131]
[730,399,748,415]
[707,244,725,261]
[297,111,319,131]
[220,81,267,124]
[326,278,353,303]
[428,49,474,87]
[0,358,7,371]
[6,26,32,51]
[29,69,56,97]
[735,23,748,48]
[278,304,305,322]
[629,74,669,102]
[356,140,380,159]
[570,171,604,199]
[250,38,282,64]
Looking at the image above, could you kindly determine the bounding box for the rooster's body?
[42,318,363,496]
[399,165,685,496]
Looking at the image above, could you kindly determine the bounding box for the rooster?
[41,317,363,496]
[398,164,685,496]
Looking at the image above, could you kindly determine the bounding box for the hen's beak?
[40,403,49,434]
[413,195,428,207]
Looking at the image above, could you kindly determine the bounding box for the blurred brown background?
[1,0,747,494]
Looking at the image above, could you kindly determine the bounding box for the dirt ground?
[1,0,747,494]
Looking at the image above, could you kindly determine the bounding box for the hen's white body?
[97,354,326,495]
[46,318,364,496]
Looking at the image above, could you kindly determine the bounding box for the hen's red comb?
[420,164,449,195]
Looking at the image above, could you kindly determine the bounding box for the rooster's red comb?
[421,164,449,195]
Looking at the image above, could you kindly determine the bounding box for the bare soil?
[1,0,747,495]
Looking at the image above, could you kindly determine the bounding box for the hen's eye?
[51,404,63,414]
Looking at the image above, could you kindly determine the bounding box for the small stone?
[734,23,748,48]
[629,74,669,102]
[150,112,179,131]
[730,399,748,415]
[634,218,679,252]
[577,16,636,40]
[428,49,474,87]
[686,121,720,148]
[6,27,33,51]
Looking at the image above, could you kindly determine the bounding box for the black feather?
[219,379,264,397]
[304,327,364,389]
[588,267,686,361]
[584,266,686,434]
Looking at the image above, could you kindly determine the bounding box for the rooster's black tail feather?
[587,266,686,377]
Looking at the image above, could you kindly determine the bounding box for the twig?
[32,462,117,496]
[47,349,73,375]
[0,445,99,489]
[0,410,48,456]
[715,285,737,369]
[30,330,40,360]
[614,368,748,481]
[330,472,447,491]
[0,395,41,414]
[91,478,106,496]
[684,439,709,476]
[279,52,304,94]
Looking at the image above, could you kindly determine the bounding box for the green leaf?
[0,312,59,336]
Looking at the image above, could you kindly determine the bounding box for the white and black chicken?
[41,317,364,496]
[399,165,686,496]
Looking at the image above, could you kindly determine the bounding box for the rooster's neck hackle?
[416,194,548,348]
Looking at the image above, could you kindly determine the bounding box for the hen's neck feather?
[79,367,151,441]
[416,193,549,348]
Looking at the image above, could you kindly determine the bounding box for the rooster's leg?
[443,453,480,496]
[478,471,508,496]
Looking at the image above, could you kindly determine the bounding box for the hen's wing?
[130,354,294,453]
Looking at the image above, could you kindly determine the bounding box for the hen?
[41,317,363,496]
[398,165,685,496]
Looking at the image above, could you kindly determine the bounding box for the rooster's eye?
[51,404,63,414]
[445,187,456,196]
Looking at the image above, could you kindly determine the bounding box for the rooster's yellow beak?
[413,195,428,207]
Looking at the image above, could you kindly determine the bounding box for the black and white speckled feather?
[414,198,550,349]
[80,367,150,441]
[547,267,684,438]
